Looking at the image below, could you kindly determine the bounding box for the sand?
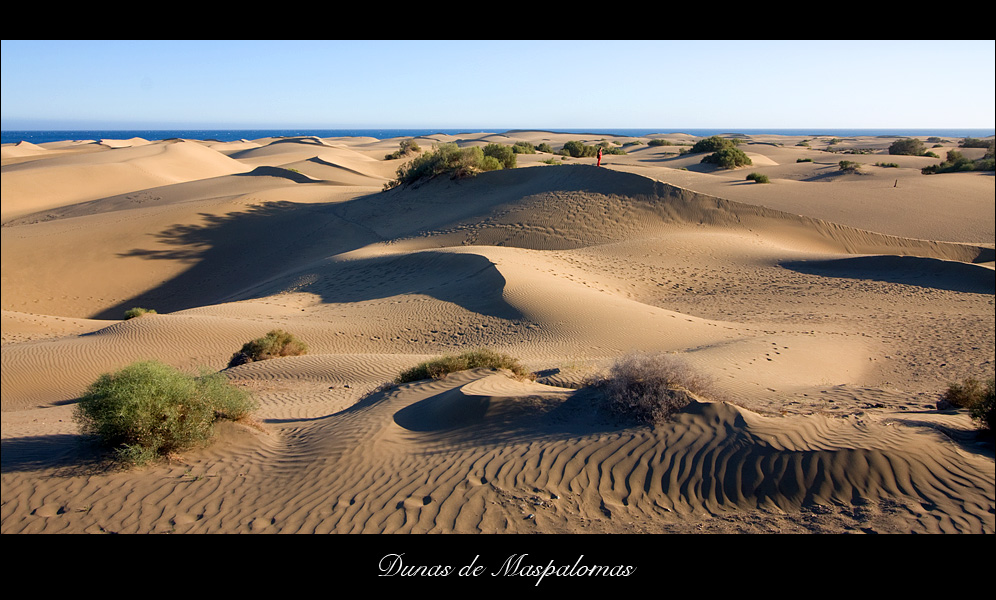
[2,131,993,541]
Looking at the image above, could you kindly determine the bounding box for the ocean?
[3,128,994,146]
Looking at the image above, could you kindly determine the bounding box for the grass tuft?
[395,348,532,384]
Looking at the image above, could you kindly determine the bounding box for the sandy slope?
[1,132,993,536]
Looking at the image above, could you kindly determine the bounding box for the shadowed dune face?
[782,255,995,294]
[21,163,986,321]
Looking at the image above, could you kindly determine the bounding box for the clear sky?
[2,39,994,131]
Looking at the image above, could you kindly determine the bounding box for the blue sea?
[3,128,994,145]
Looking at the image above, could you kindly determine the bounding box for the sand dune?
[1,131,992,535]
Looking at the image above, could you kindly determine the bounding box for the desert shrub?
[874,162,899,168]
[384,139,422,160]
[511,141,536,154]
[598,141,627,155]
[689,136,739,154]
[124,307,157,319]
[386,142,507,188]
[796,157,813,162]
[228,329,308,368]
[559,140,598,158]
[395,348,532,384]
[941,377,994,432]
[591,352,713,425]
[888,137,926,156]
[746,172,769,183]
[73,360,258,466]
[536,142,553,153]
[922,148,995,174]
[483,143,517,169]
[702,147,752,169]
[648,138,672,146]
[960,137,991,148]
[838,160,860,172]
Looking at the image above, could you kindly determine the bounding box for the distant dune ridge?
[1,131,993,535]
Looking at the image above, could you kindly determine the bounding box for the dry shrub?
[395,348,532,384]
[228,329,308,368]
[594,352,714,425]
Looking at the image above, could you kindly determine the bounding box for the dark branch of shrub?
[588,352,715,425]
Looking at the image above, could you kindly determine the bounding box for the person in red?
[597,146,603,167]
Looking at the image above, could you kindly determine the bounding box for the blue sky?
[2,40,994,130]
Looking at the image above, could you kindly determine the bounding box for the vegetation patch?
[702,147,752,169]
[587,352,715,425]
[385,142,515,188]
[124,307,157,319]
[228,329,308,368]
[559,140,598,158]
[838,160,861,172]
[511,141,536,154]
[73,360,258,466]
[689,135,740,154]
[888,137,928,156]
[922,146,995,174]
[384,139,421,160]
[395,348,532,384]
[746,172,769,183]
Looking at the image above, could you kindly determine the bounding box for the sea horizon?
[3,127,994,146]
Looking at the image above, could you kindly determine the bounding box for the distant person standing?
[597,146,603,167]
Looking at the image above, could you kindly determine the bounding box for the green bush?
[960,137,991,149]
[395,348,532,384]
[874,162,899,168]
[73,360,258,465]
[511,141,536,154]
[590,352,714,425]
[922,148,995,174]
[483,143,516,169]
[648,138,673,146]
[888,137,926,156]
[702,147,752,169]
[746,172,769,183]
[228,329,308,368]
[561,140,600,158]
[796,157,813,162]
[385,139,422,160]
[536,143,553,153]
[689,135,740,154]
[386,142,509,188]
[838,160,860,172]
[124,307,157,319]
